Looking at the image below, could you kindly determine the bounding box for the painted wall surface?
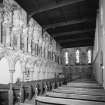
[0,0,63,84]
[62,47,93,80]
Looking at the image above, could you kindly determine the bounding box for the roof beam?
[58,37,93,43]
[29,0,85,17]
[53,29,94,37]
[61,40,93,47]
[44,18,95,30]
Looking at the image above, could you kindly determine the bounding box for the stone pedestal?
[34,83,38,97]
[20,86,24,103]
[8,70,14,105]
[28,86,33,100]
[44,82,47,94]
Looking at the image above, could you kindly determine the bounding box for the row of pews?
[0,78,65,105]
[35,79,105,105]
[0,84,9,105]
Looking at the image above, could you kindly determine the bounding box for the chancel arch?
[13,55,25,83]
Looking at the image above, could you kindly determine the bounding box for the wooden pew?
[68,82,101,86]
[0,89,9,105]
[46,92,105,102]
[0,78,64,105]
[70,79,97,83]
[68,82,101,85]
[67,83,103,89]
[58,87,105,93]
[35,96,105,105]
[53,88,105,96]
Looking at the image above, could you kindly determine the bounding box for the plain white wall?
[0,57,10,84]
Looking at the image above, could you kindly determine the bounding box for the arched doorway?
[13,60,22,83]
[0,57,10,84]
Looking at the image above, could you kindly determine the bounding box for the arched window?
[87,49,92,64]
[76,49,80,64]
[64,51,69,65]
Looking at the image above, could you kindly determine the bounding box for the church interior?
[0,0,105,105]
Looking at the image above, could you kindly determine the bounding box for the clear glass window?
[64,52,69,65]
[88,50,92,64]
[76,49,80,63]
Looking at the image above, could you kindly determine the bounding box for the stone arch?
[14,55,25,72]
[32,59,39,80]
[24,58,34,81]
[38,60,43,73]
[13,55,25,83]
[0,49,9,60]
[35,59,43,80]
[0,49,14,71]
[39,60,45,80]
[25,58,33,69]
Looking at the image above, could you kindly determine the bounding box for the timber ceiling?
[15,0,99,48]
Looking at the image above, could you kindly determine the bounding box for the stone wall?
[0,0,63,84]
[62,47,93,81]
[93,0,105,88]
[62,47,93,65]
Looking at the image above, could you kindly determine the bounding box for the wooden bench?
[67,83,103,89]
[68,82,101,86]
[70,79,97,83]
[35,96,105,105]
[53,89,105,96]
[46,92,105,102]
[0,89,9,105]
[58,87,105,93]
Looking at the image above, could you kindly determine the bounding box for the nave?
[0,0,105,105]
[35,79,105,105]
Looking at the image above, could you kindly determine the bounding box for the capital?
[9,69,15,73]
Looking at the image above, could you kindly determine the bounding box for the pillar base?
[8,89,14,105]
[20,86,24,103]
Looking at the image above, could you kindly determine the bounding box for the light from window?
[76,49,80,63]
[88,50,92,64]
[65,52,69,65]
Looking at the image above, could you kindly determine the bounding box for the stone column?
[20,83,24,103]
[0,10,3,44]
[19,62,25,103]
[22,71,24,83]
[17,28,21,50]
[30,68,34,81]
[8,70,14,105]
[28,34,32,54]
